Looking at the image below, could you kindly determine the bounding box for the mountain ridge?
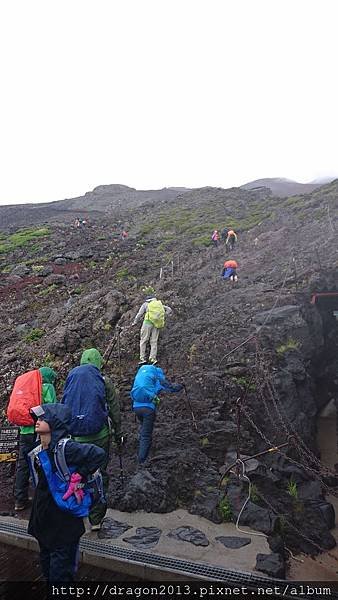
[240,177,332,196]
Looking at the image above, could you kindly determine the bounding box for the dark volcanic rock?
[298,481,324,501]
[15,323,30,334]
[54,257,67,265]
[6,275,22,284]
[267,535,285,554]
[117,470,168,513]
[312,501,336,530]
[64,249,94,260]
[226,482,277,535]
[216,536,251,549]
[11,264,30,277]
[167,526,209,547]
[123,527,162,549]
[254,305,302,326]
[255,552,286,579]
[47,325,81,355]
[115,447,219,515]
[98,518,132,539]
[44,273,67,286]
[38,265,54,277]
[189,488,223,524]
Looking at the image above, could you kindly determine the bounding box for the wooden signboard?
[0,427,20,463]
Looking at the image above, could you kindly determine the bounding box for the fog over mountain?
[241,177,337,197]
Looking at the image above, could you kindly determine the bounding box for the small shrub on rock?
[219,496,233,522]
[24,328,45,343]
[276,338,300,355]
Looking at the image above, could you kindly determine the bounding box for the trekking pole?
[315,248,322,270]
[236,397,241,462]
[182,384,198,431]
[118,447,124,489]
[292,255,298,290]
[116,326,122,378]
[102,336,117,367]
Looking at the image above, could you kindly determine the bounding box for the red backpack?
[7,370,42,426]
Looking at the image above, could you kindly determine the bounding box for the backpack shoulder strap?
[54,437,72,482]
[27,444,43,487]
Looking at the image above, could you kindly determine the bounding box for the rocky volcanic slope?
[0,181,338,575]
[0,185,191,230]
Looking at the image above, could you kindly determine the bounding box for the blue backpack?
[62,364,107,436]
[28,438,105,518]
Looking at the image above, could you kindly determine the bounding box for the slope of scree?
[0,182,338,568]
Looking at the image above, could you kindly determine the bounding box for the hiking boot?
[14,501,29,511]
[149,358,158,365]
[138,360,147,366]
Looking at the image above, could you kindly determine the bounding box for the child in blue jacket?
[130,364,183,464]
[28,404,105,582]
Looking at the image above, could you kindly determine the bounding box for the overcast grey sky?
[0,0,337,205]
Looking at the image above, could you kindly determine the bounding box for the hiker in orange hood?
[222,259,238,282]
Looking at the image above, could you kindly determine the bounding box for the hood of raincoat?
[80,348,103,370]
[39,367,57,384]
[40,403,72,449]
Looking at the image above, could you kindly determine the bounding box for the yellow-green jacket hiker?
[132,291,172,365]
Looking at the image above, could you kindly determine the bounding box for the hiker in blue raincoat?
[130,364,183,464]
[28,404,105,582]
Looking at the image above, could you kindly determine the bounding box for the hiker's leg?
[136,408,156,463]
[149,326,160,361]
[39,543,51,581]
[140,322,151,361]
[49,542,79,582]
[14,433,35,503]
[88,435,109,527]
[135,411,144,462]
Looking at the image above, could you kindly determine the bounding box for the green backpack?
[146,300,165,329]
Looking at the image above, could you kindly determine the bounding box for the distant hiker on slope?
[132,289,172,365]
[7,367,57,512]
[225,229,238,252]
[62,348,122,531]
[28,404,105,582]
[130,364,183,464]
[221,227,229,243]
[211,229,220,247]
[222,260,238,283]
[121,230,128,240]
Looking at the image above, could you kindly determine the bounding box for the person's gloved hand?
[62,473,84,504]
[153,396,161,407]
[115,434,125,448]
